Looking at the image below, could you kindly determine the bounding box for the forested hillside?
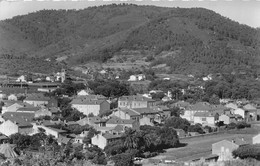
[0,4,259,75]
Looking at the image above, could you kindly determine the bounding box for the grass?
[152,128,259,162]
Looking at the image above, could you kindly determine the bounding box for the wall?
[72,104,100,116]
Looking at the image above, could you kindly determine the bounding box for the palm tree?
[123,128,139,149]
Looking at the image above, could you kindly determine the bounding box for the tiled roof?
[3,112,35,121]
[106,117,135,124]
[229,138,248,146]
[48,107,61,113]
[47,127,67,133]
[2,112,33,127]
[74,95,106,100]
[119,95,155,102]
[57,136,71,144]
[71,99,106,105]
[243,104,257,110]
[132,108,161,115]
[116,107,140,116]
[101,133,123,140]
[113,125,125,132]
[194,112,215,117]
[25,93,50,101]
[17,107,41,112]
[190,102,212,111]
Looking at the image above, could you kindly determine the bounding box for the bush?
[227,122,237,130]
[232,144,260,160]
[236,121,251,129]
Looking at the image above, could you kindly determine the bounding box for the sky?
[0,0,259,28]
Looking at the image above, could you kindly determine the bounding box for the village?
[0,68,259,166]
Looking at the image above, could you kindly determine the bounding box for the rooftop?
[106,117,135,124]
[71,98,106,105]
[119,95,155,102]
[132,108,161,115]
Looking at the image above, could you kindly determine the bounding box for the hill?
[0,4,259,75]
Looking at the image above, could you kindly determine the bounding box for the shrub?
[232,144,260,160]
[236,121,251,129]
[227,122,237,130]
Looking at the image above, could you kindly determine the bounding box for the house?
[234,108,246,119]
[31,124,67,138]
[2,112,35,122]
[118,95,156,109]
[193,112,217,126]
[77,90,90,96]
[243,104,257,121]
[16,75,27,82]
[24,93,50,107]
[225,103,238,111]
[7,94,17,101]
[106,116,136,128]
[48,107,61,116]
[132,108,162,123]
[34,108,52,118]
[172,101,191,109]
[0,91,6,100]
[252,133,260,144]
[212,138,248,161]
[1,102,34,114]
[57,135,72,145]
[71,98,110,116]
[0,117,33,136]
[0,143,18,158]
[128,74,145,81]
[91,133,123,149]
[76,116,106,127]
[139,116,154,126]
[73,131,88,144]
[219,114,243,124]
[16,106,41,114]
[181,102,212,122]
[112,107,140,121]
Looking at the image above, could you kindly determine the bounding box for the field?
[141,128,259,165]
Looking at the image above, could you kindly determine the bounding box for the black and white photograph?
[0,0,259,165]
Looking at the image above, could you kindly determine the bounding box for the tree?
[111,150,136,166]
[104,140,126,157]
[232,144,260,160]
[156,127,179,148]
[164,117,190,132]
[209,94,220,104]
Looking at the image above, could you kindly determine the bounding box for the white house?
[71,99,110,116]
[91,133,122,149]
[225,103,238,111]
[8,94,18,101]
[77,90,89,96]
[234,108,246,119]
[253,133,260,144]
[128,74,145,81]
[0,91,6,100]
[31,124,67,138]
[16,75,27,82]
[0,120,18,136]
[193,112,216,126]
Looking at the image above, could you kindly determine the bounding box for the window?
[201,117,206,121]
